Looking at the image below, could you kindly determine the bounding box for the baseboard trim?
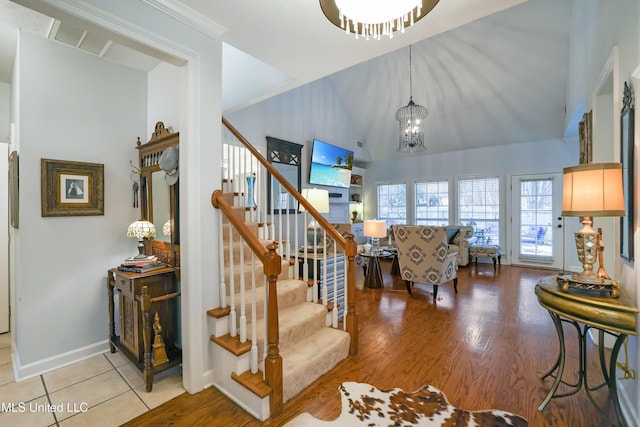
[12,340,110,382]
[617,381,638,427]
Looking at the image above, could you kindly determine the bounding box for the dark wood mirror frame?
[138,121,180,267]
[266,136,303,213]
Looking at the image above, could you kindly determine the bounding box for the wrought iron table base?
[538,312,628,426]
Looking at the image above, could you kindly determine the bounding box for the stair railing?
[221,118,358,350]
[212,117,359,417]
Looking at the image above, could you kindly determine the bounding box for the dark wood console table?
[535,275,638,426]
[107,267,181,391]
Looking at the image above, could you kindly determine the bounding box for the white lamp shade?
[562,162,625,217]
[300,188,330,213]
[364,219,387,238]
[127,220,156,239]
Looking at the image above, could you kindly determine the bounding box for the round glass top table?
[360,250,392,289]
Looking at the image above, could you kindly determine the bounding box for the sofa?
[443,226,476,267]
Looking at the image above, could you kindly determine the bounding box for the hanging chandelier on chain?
[319,0,440,40]
[396,45,428,153]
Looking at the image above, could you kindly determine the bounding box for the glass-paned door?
[510,173,564,268]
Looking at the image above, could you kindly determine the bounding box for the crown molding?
[142,0,227,39]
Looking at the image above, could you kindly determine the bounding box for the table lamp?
[561,162,624,284]
[364,219,387,254]
[127,220,156,259]
[300,188,330,248]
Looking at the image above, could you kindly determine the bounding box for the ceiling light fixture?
[396,45,428,153]
[320,0,440,40]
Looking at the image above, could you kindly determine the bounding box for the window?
[458,177,500,244]
[377,183,406,225]
[415,180,449,226]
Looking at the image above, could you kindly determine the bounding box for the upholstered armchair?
[392,225,458,299]
[444,225,476,266]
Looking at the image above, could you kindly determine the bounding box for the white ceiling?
[1,0,572,162]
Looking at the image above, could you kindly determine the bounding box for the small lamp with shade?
[364,219,387,254]
[299,188,330,249]
[127,220,156,259]
[561,162,625,295]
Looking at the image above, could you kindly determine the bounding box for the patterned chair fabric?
[392,225,458,299]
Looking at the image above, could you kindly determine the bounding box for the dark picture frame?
[579,110,592,164]
[9,151,18,228]
[266,136,303,214]
[620,81,634,261]
[41,158,104,217]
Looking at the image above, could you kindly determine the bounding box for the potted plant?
[351,210,358,222]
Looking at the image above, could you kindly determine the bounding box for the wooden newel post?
[263,243,283,417]
[344,234,358,356]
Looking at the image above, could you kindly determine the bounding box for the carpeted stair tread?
[222,238,285,266]
[228,278,308,324]
[223,258,290,287]
[281,327,350,402]
[251,302,328,360]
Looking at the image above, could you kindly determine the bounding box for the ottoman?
[469,244,501,270]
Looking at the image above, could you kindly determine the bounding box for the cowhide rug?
[284,382,527,427]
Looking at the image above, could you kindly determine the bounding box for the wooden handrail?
[217,117,358,418]
[211,189,271,262]
[222,118,352,256]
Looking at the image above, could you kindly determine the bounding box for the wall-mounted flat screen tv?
[308,139,354,189]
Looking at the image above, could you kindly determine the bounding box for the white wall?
[148,62,181,135]
[9,0,224,394]
[0,82,9,142]
[226,77,369,228]
[13,31,145,374]
[581,0,640,422]
[226,77,369,179]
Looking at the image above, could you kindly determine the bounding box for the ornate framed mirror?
[266,136,303,213]
[620,81,634,261]
[138,121,180,266]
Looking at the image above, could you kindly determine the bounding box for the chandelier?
[396,45,428,152]
[320,0,440,40]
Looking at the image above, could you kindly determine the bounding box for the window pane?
[415,180,449,226]
[458,177,500,244]
[519,178,553,256]
[377,183,406,225]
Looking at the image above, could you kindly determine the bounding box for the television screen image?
[308,139,354,188]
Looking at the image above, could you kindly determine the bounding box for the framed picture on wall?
[620,81,634,261]
[578,110,592,164]
[9,151,18,228]
[41,158,104,217]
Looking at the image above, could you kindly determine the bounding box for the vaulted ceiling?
[183,0,572,162]
[1,0,572,162]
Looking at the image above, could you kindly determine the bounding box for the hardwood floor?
[124,262,623,426]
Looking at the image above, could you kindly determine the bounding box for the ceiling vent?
[49,20,111,57]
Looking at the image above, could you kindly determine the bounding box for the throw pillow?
[446,228,460,244]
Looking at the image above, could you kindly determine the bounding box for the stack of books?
[118,255,167,273]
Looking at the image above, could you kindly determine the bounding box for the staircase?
[207,119,358,420]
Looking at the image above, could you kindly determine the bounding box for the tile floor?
[0,333,185,426]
